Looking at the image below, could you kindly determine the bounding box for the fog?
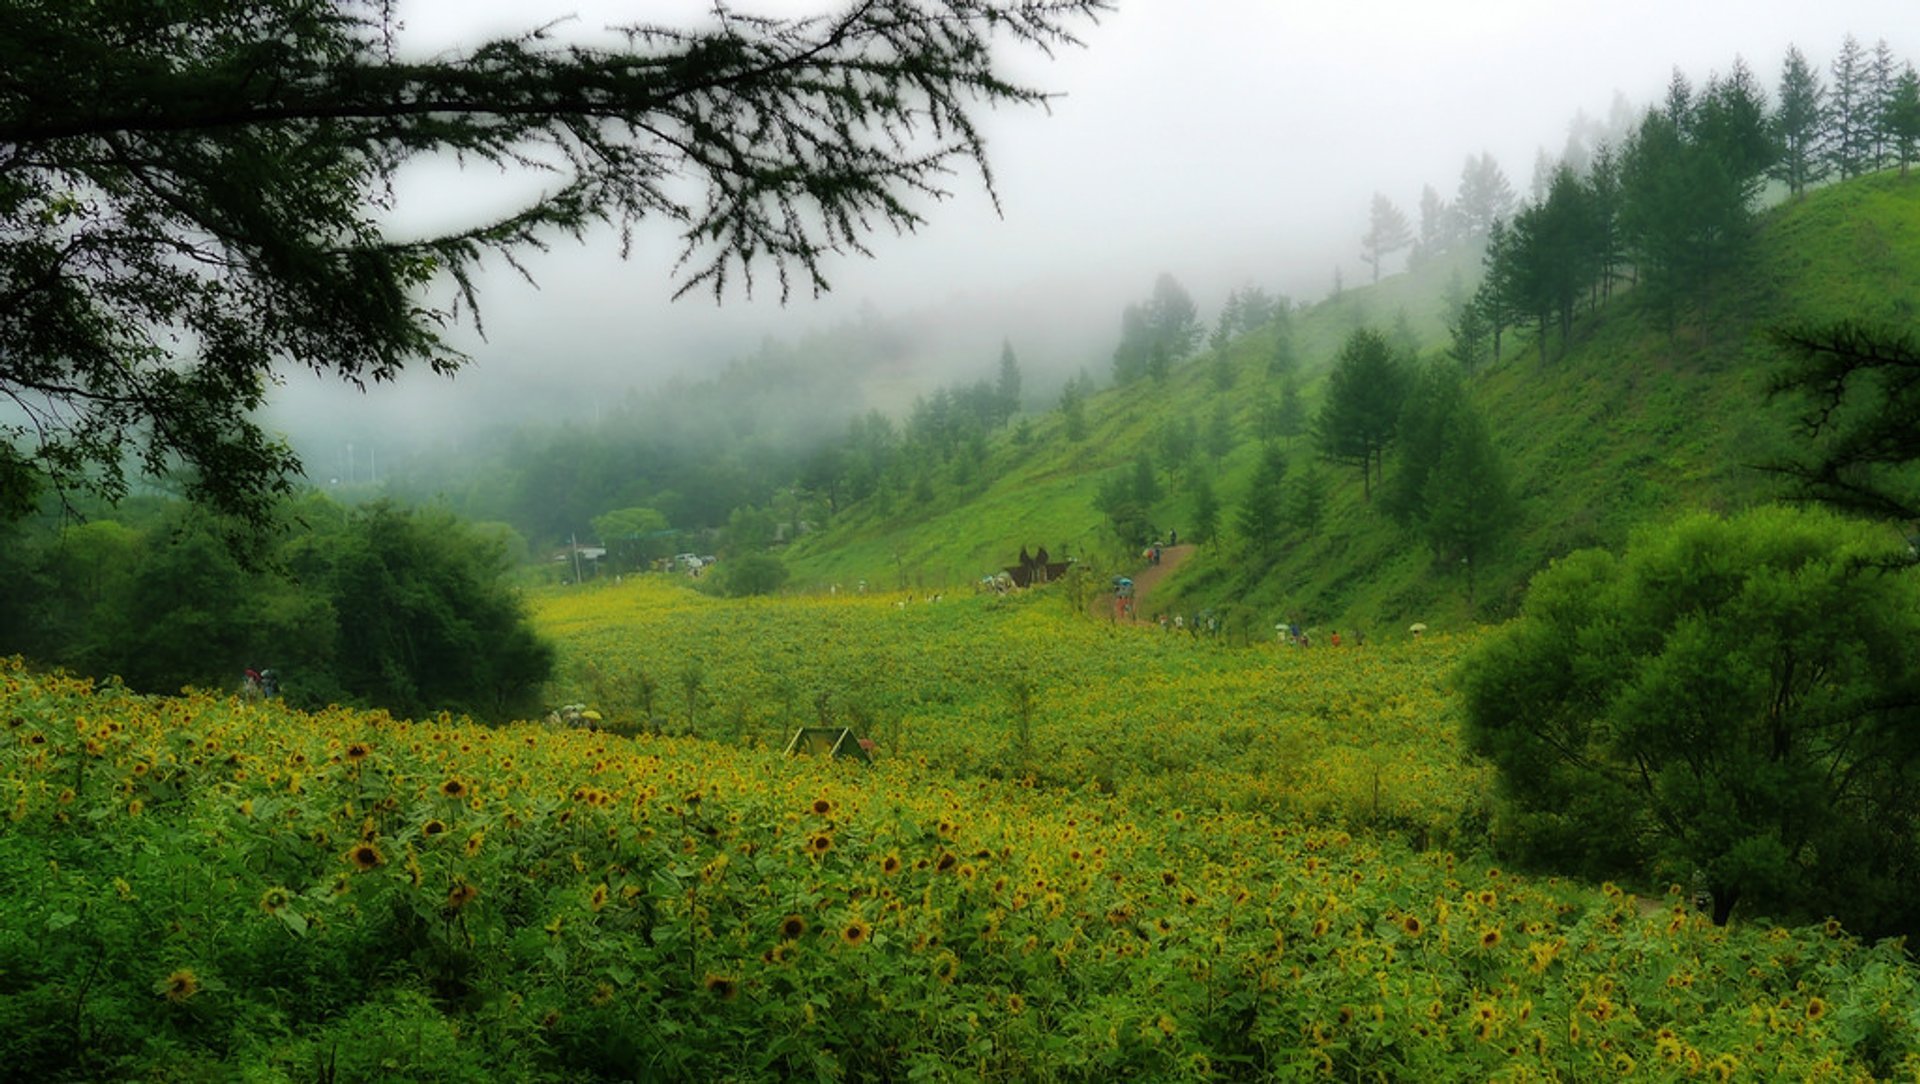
[262,0,1914,467]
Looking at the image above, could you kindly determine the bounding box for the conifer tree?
[1770,45,1831,196]
[0,0,1108,532]
[1360,192,1414,283]
[1312,328,1407,499]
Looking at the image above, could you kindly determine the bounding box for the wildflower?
[158,968,201,1003]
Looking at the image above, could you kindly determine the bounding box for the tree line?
[0,497,552,722]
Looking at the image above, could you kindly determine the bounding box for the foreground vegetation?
[6,641,1919,1080]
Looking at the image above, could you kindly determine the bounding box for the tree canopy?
[0,0,1106,534]
[1461,506,1920,935]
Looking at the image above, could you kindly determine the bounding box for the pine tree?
[1771,45,1830,196]
[1829,34,1875,179]
[1421,405,1512,608]
[994,341,1023,426]
[1312,328,1408,499]
[0,0,1107,532]
[1236,443,1288,567]
[1360,192,1414,283]
[1887,65,1920,174]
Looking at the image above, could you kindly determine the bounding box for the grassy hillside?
[783,173,1920,634]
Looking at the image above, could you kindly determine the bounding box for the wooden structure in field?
[784,726,874,763]
[1005,545,1072,588]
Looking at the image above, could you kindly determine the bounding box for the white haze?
[262,0,1914,470]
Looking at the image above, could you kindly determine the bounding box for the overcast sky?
[268,0,1916,455]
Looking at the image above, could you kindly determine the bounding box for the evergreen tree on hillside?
[1422,406,1512,608]
[1453,152,1517,238]
[995,342,1023,425]
[1828,34,1875,179]
[1059,372,1091,442]
[1205,400,1235,460]
[1888,66,1920,173]
[1415,183,1454,262]
[1868,39,1900,170]
[1236,442,1288,568]
[1384,362,1470,526]
[1190,472,1221,546]
[1312,328,1407,499]
[1112,302,1151,384]
[1360,192,1414,284]
[1149,273,1203,358]
[1771,45,1831,197]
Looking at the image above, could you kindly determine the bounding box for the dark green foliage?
[1,497,552,721]
[1765,322,1920,521]
[1887,65,1920,173]
[327,504,553,722]
[1461,506,1920,934]
[1420,407,1512,607]
[1236,443,1288,569]
[1312,328,1408,498]
[1189,473,1220,545]
[719,553,791,597]
[0,0,1106,539]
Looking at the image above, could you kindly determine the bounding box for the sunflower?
[1007,992,1026,1015]
[345,742,371,762]
[1479,927,1502,950]
[1806,996,1828,1021]
[421,818,448,837]
[1400,914,1424,937]
[880,854,902,875]
[807,833,833,855]
[811,797,834,816]
[445,880,479,912]
[258,887,292,914]
[703,974,739,1000]
[588,883,610,912]
[345,842,384,871]
[841,918,872,946]
[439,778,468,799]
[158,968,201,1003]
[780,914,809,940]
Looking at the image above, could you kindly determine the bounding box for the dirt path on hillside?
[1090,543,1196,622]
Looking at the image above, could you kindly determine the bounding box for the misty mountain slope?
[783,171,1920,630]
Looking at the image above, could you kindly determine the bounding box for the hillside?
[782,172,1920,633]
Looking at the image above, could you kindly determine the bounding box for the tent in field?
[783,726,874,763]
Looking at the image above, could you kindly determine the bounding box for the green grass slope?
[784,172,1920,633]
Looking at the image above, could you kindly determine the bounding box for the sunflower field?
[3,579,1918,1080]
